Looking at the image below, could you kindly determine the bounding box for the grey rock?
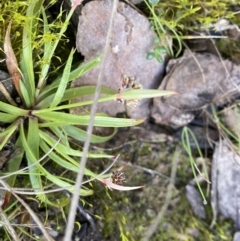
[186,184,206,219]
[151,50,240,128]
[0,69,15,103]
[72,0,165,119]
[0,70,9,80]
[233,232,240,241]
[212,141,240,229]
[222,106,240,139]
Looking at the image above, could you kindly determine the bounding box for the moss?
[0,0,75,79]
[86,127,234,240]
[144,0,238,57]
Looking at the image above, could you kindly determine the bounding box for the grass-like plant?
[181,126,210,204]
[145,0,238,57]
[1,0,176,207]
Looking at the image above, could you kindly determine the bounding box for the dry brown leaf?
[4,20,21,97]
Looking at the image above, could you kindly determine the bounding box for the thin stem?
[63,0,119,239]
[0,206,20,241]
[0,180,54,241]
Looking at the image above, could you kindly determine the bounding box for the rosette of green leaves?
[0,0,176,205]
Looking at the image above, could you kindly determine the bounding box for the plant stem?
[63,0,119,239]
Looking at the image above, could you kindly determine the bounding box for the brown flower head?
[110,170,126,185]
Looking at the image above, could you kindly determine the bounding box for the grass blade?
[36,5,76,93]
[117,89,178,99]
[50,48,75,108]
[5,137,25,187]
[38,56,102,100]
[0,113,17,123]
[37,89,176,112]
[62,125,117,143]
[20,0,44,104]
[0,120,20,150]
[0,101,28,116]
[40,139,79,172]
[37,85,115,109]
[48,126,70,148]
[39,129,113,158]
[33,111,144,127]
[19,122,45,202]
[181,127,208,204]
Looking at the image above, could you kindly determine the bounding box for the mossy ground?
[84,124,234,240]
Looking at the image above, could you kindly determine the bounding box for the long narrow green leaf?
[33,111,143,127]
[36,89,176,112]
[19,81,31,107]
[19,122,45,201]
[27,117,39,160]
[20,0,44,104]
[41,7,51,62]
[0,113,17,123]
[117,89,178,99]
[5,136,24,187]
[39,130,108,177]
[0,101,28,116]
[36,5,76,93]
[50,48,75,108]
[62,125,117,143]
[51,57,102,89]
[49,126,70,148]
[38,56,102,101]
[20,124,93,196]
[39,129,113,158]
[0,119,20,150]
[181,127,208,204]
[39,130,84,157]
[36,161,93,196]
[40,140,82,173]
[37,85,115,109]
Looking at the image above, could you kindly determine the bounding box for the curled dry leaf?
[4,20,22,97]
[100,178,144,191]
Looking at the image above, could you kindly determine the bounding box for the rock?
[71,0,165,119]
[64,0,144,28]
[212,140,240,229]
[233,232,240,241]
[0,69,16,103]
[0,70,9,81]
[151,50,240,128]
[186,184,206,219]
[222,106,240,139]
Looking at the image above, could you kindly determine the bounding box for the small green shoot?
[181,126,210,204]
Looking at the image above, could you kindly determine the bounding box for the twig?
[0,206,20,241]
[119,160,170,180]
[0,180,54,241]
[64,0,119,238]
